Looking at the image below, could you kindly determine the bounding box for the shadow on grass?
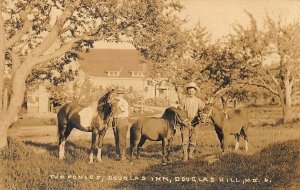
[23,140,118,163]
[23,138,184,163]
[116,139,300,190]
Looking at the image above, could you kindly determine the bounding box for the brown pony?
[208,106,249,153]
[129,107,188,164]
[57,90,117,163]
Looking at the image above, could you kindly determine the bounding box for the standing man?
[112,88,129,161]
[180,82,205,162]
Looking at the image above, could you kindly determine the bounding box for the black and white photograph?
[0,0,300,189]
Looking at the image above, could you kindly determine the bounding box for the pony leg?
[58,123,73,160]
[129,142,136,162]
[241,127,249,151]
[97,130,107,162]
[234,134,240,151]
[166,138,173,162]
[161,139,167,164]
[137,136,146,159]
[129,126,140,162]
[59,141,65,160]
[129,144,136,163]
[216,130,224,153]
[222,135,228,154]
[89,131,98,164]
[58,120,66,160]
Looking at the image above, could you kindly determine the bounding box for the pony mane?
[97,90,114,120]
[161,107,176,120]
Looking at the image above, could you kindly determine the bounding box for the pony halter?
[174,112,188,129]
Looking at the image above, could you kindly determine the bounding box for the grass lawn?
[1,105,300,189]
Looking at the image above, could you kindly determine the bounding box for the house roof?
[78,49,147,78]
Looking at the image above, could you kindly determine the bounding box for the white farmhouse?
[26,49,178,113]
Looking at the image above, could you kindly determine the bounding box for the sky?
[95,0,300,49]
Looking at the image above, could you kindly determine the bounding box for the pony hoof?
[88,161,94,164]
[162,162,167,165]
[130,161,134,165]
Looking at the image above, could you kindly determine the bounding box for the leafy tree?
[228,12,300,123]
[0,0,185,148]
[148,23,210,100]
[47,77,104,109]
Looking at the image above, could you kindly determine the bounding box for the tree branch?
[33,38,78,65]
[5,8,33,49]
[266,70,279,86]
[5,21,32,49]
[27,0,81,58]
[240,80,279,97]
[33,31,106,66]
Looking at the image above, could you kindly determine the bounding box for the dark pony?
[207,106,249,153]
[57,89,117,163]
[129,107,188,164]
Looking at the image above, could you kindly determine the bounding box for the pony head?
[97,89,119,120]
[162,107,188,128]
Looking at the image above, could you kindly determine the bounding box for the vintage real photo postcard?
[1,0,300,189]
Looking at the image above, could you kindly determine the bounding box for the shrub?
[145,98,169,107]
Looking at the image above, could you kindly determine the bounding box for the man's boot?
[188,145,196,160]
[183,145,188,162]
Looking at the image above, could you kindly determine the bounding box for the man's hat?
[185,82,199,91]
[116,87,125,94]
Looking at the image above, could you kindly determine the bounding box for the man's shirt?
[116,97,129,118]
[181,96,205,118]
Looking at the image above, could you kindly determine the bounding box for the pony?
[129,107,188,164]
[207,106,249,153]
[57,90,117,163]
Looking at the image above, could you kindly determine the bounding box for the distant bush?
[145,98,169,107]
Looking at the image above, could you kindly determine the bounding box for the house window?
[131,71,143,77]
[107,71,120,76]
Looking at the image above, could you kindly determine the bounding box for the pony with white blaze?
[57,89,117,163]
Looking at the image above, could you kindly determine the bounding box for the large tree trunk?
[0,122,8,148]
[283,81,293,124]
[0,5,7,149]
[0,0,82,149]
[0,64,28,149]
[0,88,8,148]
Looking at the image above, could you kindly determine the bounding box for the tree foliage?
[227,12,300,121]
[0,0,186,148]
